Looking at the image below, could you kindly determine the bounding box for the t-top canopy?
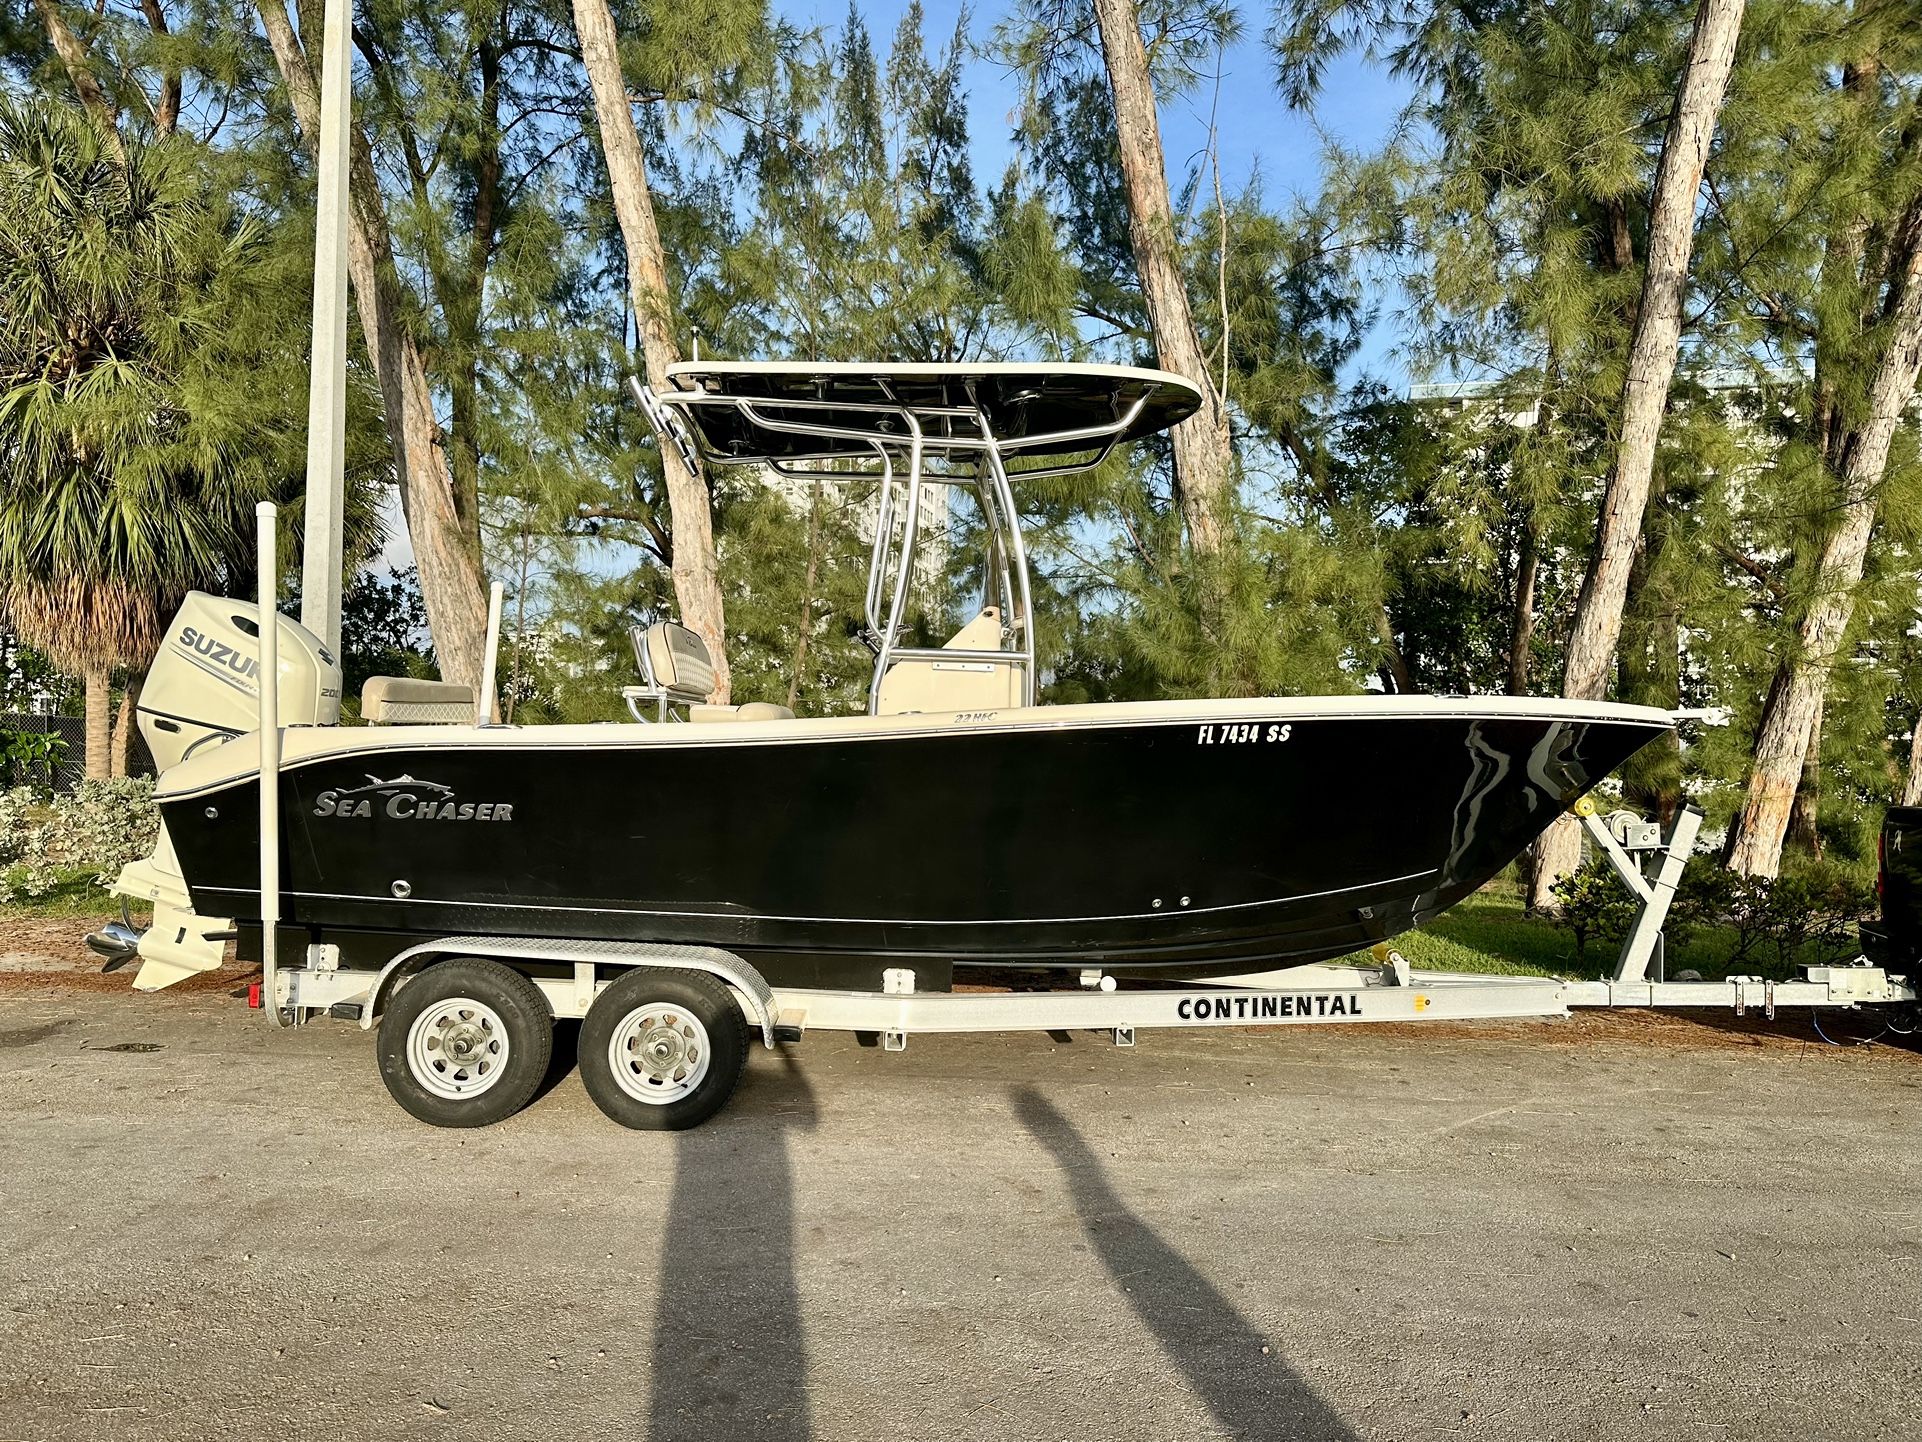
[657,360,1203,466]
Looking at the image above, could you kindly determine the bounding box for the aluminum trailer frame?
[266,942,1915,1049]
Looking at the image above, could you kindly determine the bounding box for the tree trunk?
[1089,0,1233,559]
[82,667,110,781]
[1507,513,1540,696]
[1785,690,1823,856]
[135,0,181,136]
[1563,0,1743,702]
[1726,213,1922,874]
[1373,606,1412,694]
[1904,707,1922,808]
[110,675,143,778]
[257,0,491,690]
[1530,0,1744,911]
[573,0,732,702]
[32,0,127,164]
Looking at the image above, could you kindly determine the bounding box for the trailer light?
[248,982,262,1009]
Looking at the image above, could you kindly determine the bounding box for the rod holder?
[256,502,285,1027]
[477,581,505,725]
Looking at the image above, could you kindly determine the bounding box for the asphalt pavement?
[1,964,1918,1441]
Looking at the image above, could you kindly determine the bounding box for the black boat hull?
[158,704,1667,984]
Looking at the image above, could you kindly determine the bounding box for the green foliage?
[0,776,157,901]
[0,95,379,682]
[338,567,437,701]
[1552,853,1876,973]
[0,726,64,793]
[1549,858,1640,964]
[0,626,70,712]
[0,98,278,669]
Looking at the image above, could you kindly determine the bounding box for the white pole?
[257,503,285,1027]
[477,581,504,724]
[298,0,352,660]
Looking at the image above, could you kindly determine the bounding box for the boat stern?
[94,821,233,991]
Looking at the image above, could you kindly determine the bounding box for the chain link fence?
[0,713,157,795]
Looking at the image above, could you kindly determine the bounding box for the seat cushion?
[362,676,474,725]
[636,621,716,701]
[687,702,797,723]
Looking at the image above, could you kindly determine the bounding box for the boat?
[83,360,1711,1131]
[104,361,1674,998]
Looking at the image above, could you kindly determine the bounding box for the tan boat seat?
[635,621,716,703]
[687,702,796,723]
[362,675,475,725]
[624,622,794,722]
[874,607,1023,716]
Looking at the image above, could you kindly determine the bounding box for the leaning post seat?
[361,676,476,725]
[623,621,794,723]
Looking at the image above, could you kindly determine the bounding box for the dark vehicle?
[1861,805,1922,971]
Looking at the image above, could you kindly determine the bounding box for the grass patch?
[1383,888,1577,978]
[0,867,117,921]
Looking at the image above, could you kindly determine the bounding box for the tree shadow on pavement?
[1013,1087,1359,1442]
[648,1051,816,1442]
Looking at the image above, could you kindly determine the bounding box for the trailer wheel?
[578,967,748,1130]
[376,959,553,1128]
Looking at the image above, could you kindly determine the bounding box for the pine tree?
[1001,0,1238,563]
[256,0,493,688]
[1719,12,1922,874]
[1536,0,1746,895]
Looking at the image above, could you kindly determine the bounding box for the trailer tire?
[578,967,748,1130]
[376,958,553,1128]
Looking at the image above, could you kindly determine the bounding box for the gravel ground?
[0,928,1918,1442]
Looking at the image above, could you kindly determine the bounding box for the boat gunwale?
[154,694,1675,803]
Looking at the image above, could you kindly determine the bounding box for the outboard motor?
[89,593,342,990]
[138,592,341,769]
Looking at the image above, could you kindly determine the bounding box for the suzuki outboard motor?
[138,593,341,769]
[92,594,342,990]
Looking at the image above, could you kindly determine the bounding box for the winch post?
[256,502,286,1028]
[1575,798,1703,985]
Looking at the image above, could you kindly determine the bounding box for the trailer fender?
[361,936,778,1047]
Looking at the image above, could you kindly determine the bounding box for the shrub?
[1550,858,1638,962]
[0,777,159,901]
[1554,848,1877,973]
[1756,861,1877,969]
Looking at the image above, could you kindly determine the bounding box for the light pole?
[298,0,351,658]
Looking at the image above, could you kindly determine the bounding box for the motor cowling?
[139,592,341,773]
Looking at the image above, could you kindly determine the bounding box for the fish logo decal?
[312,774,512,822]
[333,774,456,800]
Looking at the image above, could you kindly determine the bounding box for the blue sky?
[787,0,1416,378]
[790,0,1412,201]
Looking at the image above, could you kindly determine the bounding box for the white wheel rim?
[407,997,512,1101]
[607,1003,711,1105]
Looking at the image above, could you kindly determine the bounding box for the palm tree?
[0,98,324,777]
